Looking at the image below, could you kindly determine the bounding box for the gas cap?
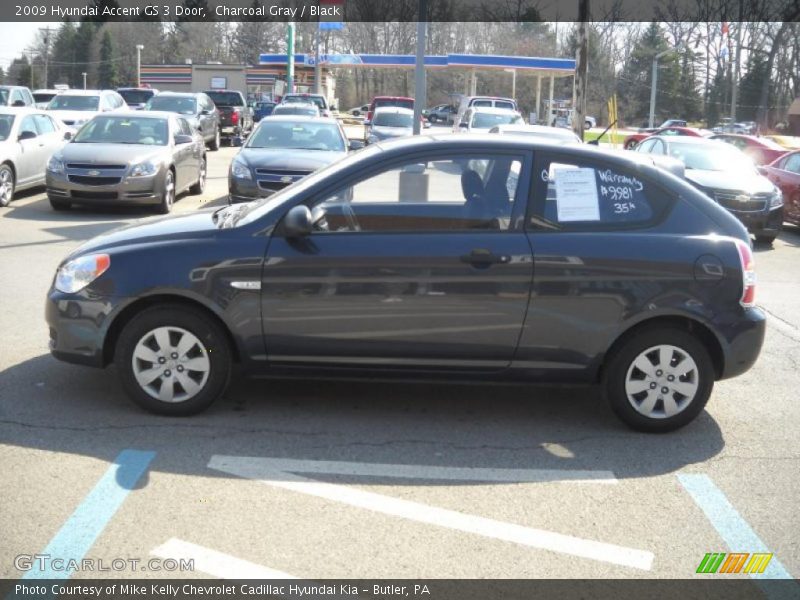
[693,254,724,283]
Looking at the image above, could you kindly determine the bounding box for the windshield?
[206,92,242,106]
[247,121,344,152]
[668,141,756,172]
[119,90,155,105]
[146,96,197,115]
[373,112,413,128]
[375,99,414,111]
[273,104,318,116]
[284,95,326,109]
[472,112,521,129]
[224,144,383,228]
[0,114,15,140]
[48,95,99,111]
[72,116,169,145]
[33,92,56,104]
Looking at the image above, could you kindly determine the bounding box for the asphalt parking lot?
[0,142,798,589]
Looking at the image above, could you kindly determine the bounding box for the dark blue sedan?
[45,135,765,432]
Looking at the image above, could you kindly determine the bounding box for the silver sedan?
[0,107,68,207]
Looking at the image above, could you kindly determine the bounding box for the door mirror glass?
[283,205,313,237]
[18,130,37,141]
[459,122,468,129]
[173,134,193,145]
[348,140,365,151]
[63,131,72,141]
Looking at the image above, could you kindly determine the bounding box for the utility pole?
[730,3,743,120]
[648,45,683,128]
[40,26,55,89]
[82,72,87,90]
[412,0,427,135]
[286,23,295,94]
[572,0,589,140]
[314,25,321,95]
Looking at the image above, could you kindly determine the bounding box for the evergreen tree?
[74,21,97,87]
[98,30,118,88]
[51,22,78,87]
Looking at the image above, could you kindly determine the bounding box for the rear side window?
[532,159,670,230]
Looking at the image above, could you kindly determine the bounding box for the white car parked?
[454,107,524,134]
[46,89,128,130]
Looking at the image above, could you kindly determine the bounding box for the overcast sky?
[0,23,58,72]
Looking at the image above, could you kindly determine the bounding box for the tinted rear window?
[374,99,414,110]
[206,92,243,106]
[119,90,155,104]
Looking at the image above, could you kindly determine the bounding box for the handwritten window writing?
[542,163,655,227]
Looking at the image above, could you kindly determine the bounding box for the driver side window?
[309,154,524,234]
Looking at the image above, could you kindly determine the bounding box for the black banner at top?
[3,0,800,22]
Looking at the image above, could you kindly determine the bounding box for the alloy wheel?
[0,167,13,207]
[624,344,699,419]
[131,326,210,403]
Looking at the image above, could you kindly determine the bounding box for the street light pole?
[136,44,144,88]
[412,0,427,136]
[648,46,682,129]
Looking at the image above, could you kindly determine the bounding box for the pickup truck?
[204,90,254,145]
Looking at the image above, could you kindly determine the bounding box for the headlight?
[129,160,159,177]
[231,159,252,180]
[47,155,65,174]
[55,254,110,294]
[769,187,783,208]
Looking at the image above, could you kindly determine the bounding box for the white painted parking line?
[152,538,297,579]
[209,456,652,571]
[209,456,618,484]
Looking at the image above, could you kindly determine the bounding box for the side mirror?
[587,139,599,146]
[283,205,313,237]
[12,100,26,107]
[363,120,371,127]
[423,120,432,129]
[458,122,468,129]
[200,109,211,116]
[63,131,72,141]
[173,134,193,145]
[348,140,365,151]
[756,165,767,175]
[18,130,37,141]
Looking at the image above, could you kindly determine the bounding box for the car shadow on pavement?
[0,353,725,486]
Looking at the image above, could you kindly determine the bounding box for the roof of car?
[469,106,520,115]
[649,135,721,146]
[56,89,112,96]
[372,96,414,101]
[93,110,174,120]
[151,91,203,98]
[0,106,42,115]
[491,124,580,138]
[373,106,414,115]
[259,115,338,123]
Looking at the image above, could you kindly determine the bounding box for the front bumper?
[45,289,122,368]
[46,170,165,206]
[727,206,783,235]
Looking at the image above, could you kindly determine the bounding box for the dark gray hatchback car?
[46,135,765,432]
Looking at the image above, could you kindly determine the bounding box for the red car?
[760,150,800,226]
[624,126,704,150]
[710,133,788,166]
[366,96,414,122]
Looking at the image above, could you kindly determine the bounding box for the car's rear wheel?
[604,328,714,432]
[49,197,71,210]
[156,169,175,214]
[209,128,220,151]
[0,164,15,207]
[624,139,638,150]
[755,232,777,245]
[190,157,206,195]
[115,306,232,416]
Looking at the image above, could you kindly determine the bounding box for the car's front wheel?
[0,164,15,207]
[604,327,714,432]
[209,128,220,151]
[115,305,232,416]
[190,157,206,195]
[156,169,175,214]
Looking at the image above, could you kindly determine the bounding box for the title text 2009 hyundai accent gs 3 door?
[46,136,765,432]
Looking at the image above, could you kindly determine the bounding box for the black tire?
[156,169,175,214]
[0,163,15,207]
[49,197,72,211]
[755,233,777,245]
[114,305,232,416]
[604,327,714,433]
[625,139,638,150]
[208,128,220,151]
[189,157,206,195]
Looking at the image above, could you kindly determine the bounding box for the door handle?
[460,248,510,266]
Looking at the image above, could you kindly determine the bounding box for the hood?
[685,168,775,194]
[48,110,98,124]
[238,147,344,171]
[58,142,167,166]
[69,208,218,258]
[371,126,412,139]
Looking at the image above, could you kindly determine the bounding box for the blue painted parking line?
[21,449,156,580]
[678,474,793,580]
